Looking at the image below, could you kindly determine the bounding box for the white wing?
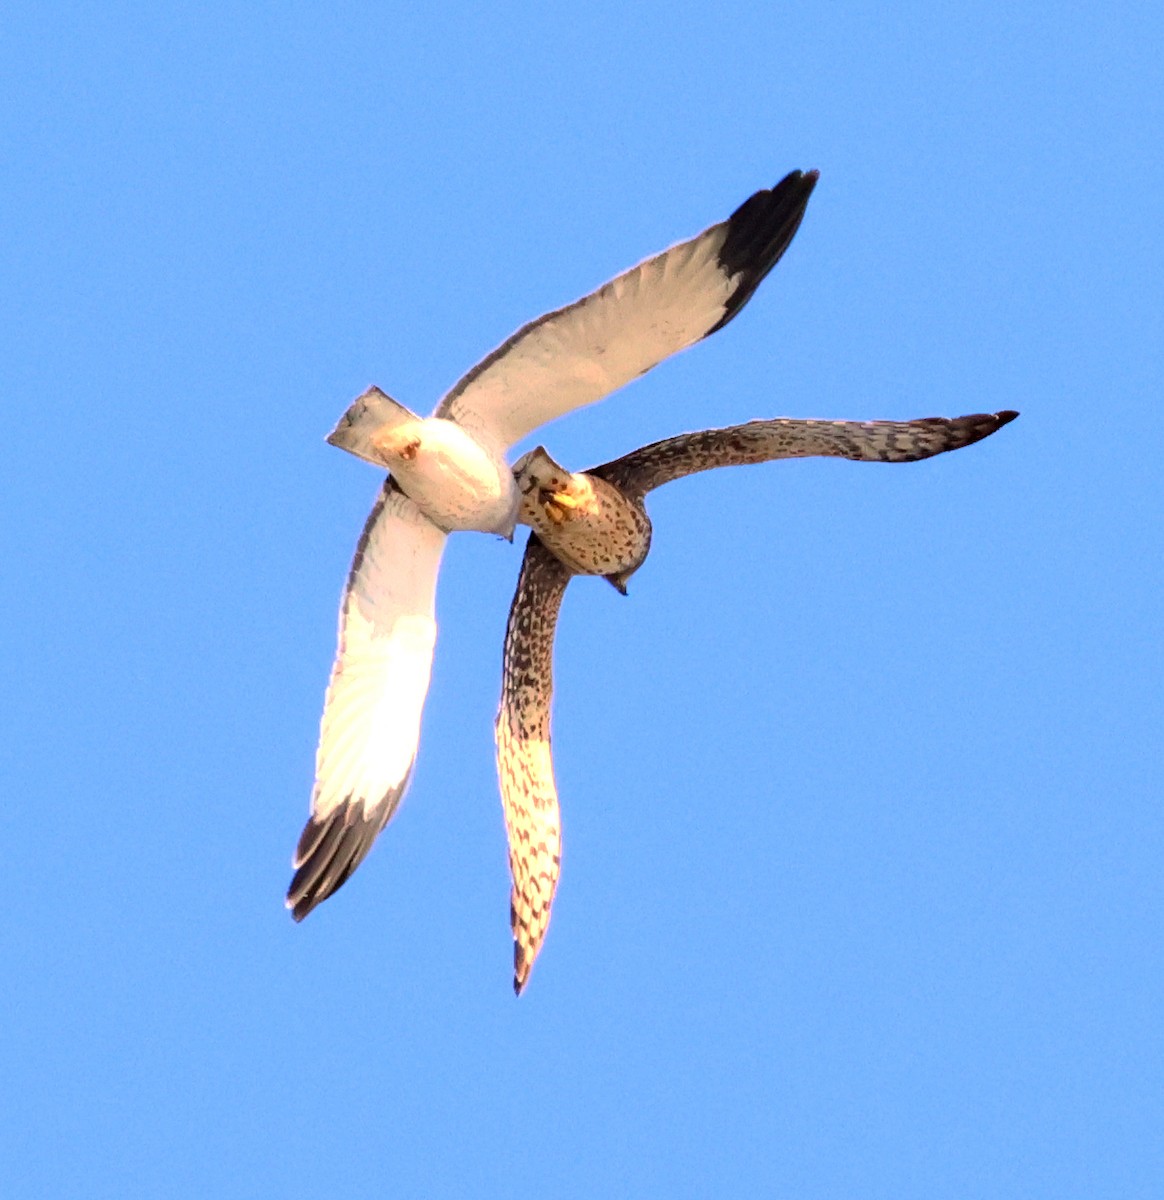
[287,483,447,920]
[435,170,819,450]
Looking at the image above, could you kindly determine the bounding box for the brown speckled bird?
[497,409,1018,993]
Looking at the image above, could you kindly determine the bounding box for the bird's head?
[512,445,571,495]
[369,423,425,467]
[512,447,594,528]
[327,386,424,470]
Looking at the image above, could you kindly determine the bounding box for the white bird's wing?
[494,536,572,993]
[287,482,446,921]
[435,170,819,450]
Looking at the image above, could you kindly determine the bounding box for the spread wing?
[494,536,572,994]
[287,483,447,921]
[592,410,1020,497]
[435,170,819,450]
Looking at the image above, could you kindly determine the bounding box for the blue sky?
[2,3,1161,1196]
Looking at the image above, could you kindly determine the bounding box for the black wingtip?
[510,897,532,995]
[710,168,820,335]
[918,409,1019,459]
[513,951,530,997]
[961,409,1020,447]
[285,798,390,922]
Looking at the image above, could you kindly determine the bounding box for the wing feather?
[287,483,447,921]
[494,536,572,993]
[436,170,819,449]
[592,411,1020,497]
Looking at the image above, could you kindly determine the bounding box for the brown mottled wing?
[591,411,1019,497]
[495,536,572,994]
[435,171,819,450]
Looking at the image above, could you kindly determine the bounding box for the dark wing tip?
[890,409,1019,461]
[285,797,390,922]
[510,895,534,996]
[709,168,820,335]
[513,954,530,997]
[953,409,1020,449]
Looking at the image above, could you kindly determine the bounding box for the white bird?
[287,169,820,920]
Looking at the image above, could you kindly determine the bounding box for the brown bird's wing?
[495,535,573,994]
[591,410,1019,497]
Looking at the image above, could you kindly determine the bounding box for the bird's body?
[328,389,519,536]
[514,446,652,589]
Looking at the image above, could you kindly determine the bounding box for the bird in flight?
[498,409,1019,992]
[287,170,820,920]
